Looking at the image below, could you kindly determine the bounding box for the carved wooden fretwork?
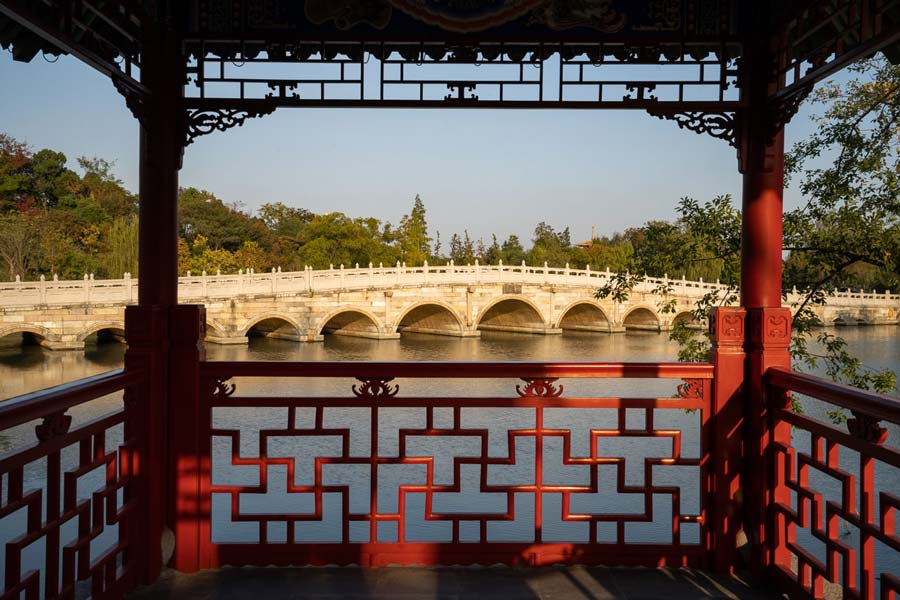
[112,77,147,123]
[352,378,399,398]
[516,378,564,398]
[35,411,72,441]
[767,84,813,142]
[676,379,704,400]
[647,110,737,147]
[212,378,236,398]
[185,107,276,146]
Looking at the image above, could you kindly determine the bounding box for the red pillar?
[738,40,793,576]
[125,25,190,583]
[138,30,183,306]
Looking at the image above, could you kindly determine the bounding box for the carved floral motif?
[353,377,399,398]
[516,378,563,397]
[649,110,736,147]
[35,411,72,441]
[185,107,276,146]
[213,378,236,398]
[676,379,703,399]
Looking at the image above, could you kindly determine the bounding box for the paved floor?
[127,566,782,599]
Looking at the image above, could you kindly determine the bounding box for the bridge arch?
[672,311,703,330]
[556,301,611,332]
[0,324,52,347]
[476,296,547,334]
[241,313,303,341]
[622,305,661,332]
[317,308,384,338]
[206,319,229,339]
[395,301,464,336]
[77,322,126,344]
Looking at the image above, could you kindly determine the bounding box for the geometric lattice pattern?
[204,374,711,568]
[0,386,138,600]
[771,406,900,600]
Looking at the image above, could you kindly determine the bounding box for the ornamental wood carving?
[516,378,563,397]
[35,411,72,441]
[352,377,399,398]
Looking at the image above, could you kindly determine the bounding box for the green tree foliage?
[528,222,571,266]
[569,234,633,272]
[0,134,30,211]
[258,202,313,238]
[595,60,899,397]
[448,230,476,264]
[0,138,142,279]
[178,188,273,252]
[0,212,39,279]
[295,213,399,269]
[103,216,139,277]
[28,150,78,209]
[78,158,136,219]
[500,234,526,264]
[398,194,431,265]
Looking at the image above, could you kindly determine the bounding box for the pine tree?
[398,194,432,266]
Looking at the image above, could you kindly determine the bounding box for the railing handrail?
[3,265,898,309]
[0,368,144,430]
[766,366,900,424]
[200,360,714,379]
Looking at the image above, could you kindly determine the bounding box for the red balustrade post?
[745,309,792,575]
[167,305,207,572]
[124,306,170,583]
[708,307,746,572]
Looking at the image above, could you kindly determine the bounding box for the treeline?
[1,133,893,291]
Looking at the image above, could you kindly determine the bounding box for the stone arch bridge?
[0,264,897,350]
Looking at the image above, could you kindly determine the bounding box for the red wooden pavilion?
[1,1,899,598]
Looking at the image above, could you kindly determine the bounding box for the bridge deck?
[127,566,784,600]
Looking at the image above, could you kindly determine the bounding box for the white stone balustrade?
[0,264,897,309]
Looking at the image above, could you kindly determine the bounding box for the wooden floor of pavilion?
[125,566,787,599]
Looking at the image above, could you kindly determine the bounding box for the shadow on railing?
[765,367,900,600]
[0,369,146,599]
[182,361,716,570]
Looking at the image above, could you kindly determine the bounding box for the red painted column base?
[744,307,792,575]
[709,307,747,572]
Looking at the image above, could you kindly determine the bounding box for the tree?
[28,149,78,209]
[432,231,443,262]
[0,212,39,279]
[0,134,31,212]
[780,57,900,395]
[580,233,634,272]
[484,234,502,264]
[597,58,900,397]
[295,212,398,269]
[397,194,431,265]
[102,216,139,277]
[258,202,313,237]
[528,222,570,266]
[78,157,137,219]
[179,188,273,251]
[501,234,526,264]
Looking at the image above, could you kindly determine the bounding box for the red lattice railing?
[0,369,146,600]
[189,361,715,569]
[766,367,900,600]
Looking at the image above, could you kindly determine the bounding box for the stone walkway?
[127,566,782,599]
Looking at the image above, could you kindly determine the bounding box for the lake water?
[0,328,897,589]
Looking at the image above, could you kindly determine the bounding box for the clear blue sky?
[0,49,829,244]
